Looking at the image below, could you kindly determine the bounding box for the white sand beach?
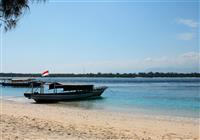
[0,100,199,140]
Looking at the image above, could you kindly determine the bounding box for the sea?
[1,77,200,119]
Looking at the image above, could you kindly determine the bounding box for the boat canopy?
[11,79,33,83]
[49,83,94,91]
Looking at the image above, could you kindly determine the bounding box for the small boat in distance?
[1,78,42,87]
[24,82,107,103]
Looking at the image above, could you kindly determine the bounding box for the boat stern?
[24,93,32,99]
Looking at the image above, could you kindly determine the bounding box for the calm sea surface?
[1,77,200,118]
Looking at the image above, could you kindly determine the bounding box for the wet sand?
[0,100,199,140]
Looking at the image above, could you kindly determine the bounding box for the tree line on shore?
[0,72,199,78]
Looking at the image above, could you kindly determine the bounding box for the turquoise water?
[1,77,200,118]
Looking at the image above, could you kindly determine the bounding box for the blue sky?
[1,0,199,73]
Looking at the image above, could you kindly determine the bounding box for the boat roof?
[11,79,34,82]
[0,78,36,82]
[49,82,94,91]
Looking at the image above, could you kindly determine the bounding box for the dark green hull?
[24,87,107,103]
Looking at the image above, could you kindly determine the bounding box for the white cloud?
[177,18,198,28]
[144,57,153,62]
[75,52,200,73]
[31,52,198,73]
[181,52,200,60]
[143,52,199,66]
[141,52,199,72]
[177,32,194,41]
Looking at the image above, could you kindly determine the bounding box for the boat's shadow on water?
[32,96,106,110]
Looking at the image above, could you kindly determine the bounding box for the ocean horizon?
[1,77,200,119]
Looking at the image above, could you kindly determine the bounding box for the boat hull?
[24,87,107,103]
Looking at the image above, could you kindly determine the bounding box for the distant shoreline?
[0,72,200,78]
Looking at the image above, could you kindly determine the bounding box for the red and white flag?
[42,70,49,77]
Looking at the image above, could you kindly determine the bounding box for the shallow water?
[1,77,200,118]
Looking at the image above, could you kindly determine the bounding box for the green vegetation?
[0,72,199,78]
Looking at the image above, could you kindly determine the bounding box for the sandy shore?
[0,100,199,140]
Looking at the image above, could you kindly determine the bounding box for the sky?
[1,0,199,73]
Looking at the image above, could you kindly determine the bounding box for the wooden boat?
[24,82,107,103]
[1,78,42,87]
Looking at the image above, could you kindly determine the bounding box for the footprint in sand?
[162,133,196,140]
